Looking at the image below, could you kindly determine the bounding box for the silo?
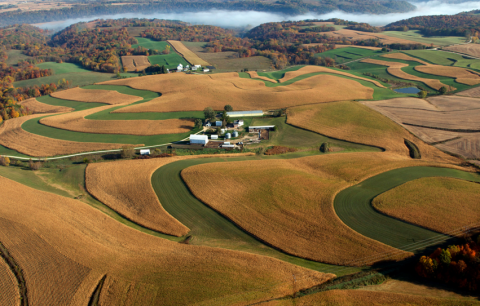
[225,133,231,139]
[233,131,239,137]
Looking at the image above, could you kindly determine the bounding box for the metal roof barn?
[190,135,209,145]
[226,110,263,118]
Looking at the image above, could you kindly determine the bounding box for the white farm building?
[190,135,209,145]
[227,110,263,118]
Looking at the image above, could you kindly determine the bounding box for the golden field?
[181,151,465,266]
[167,40,210,66]
[0,114,139,157]
[302,43,381,50]
[99,72,374,113]
[373,177,480,234]
[415,65,480,85]
[259,289,480,306]
[121,55,151,72]
[19,97,74,114]
[51,87,142,105]
[40,104,194,135]
[0,258,19,306]
[277,65,386,88]
[316,29,422,45]
[457,86,480,97]
[361,58,454,91]
[0,175,334,306]
[288,101,458,162]
[444,43,480,58]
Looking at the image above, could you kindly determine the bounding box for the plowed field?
[444,44,480,58]
[121,55,151,72]
[99,73,374,113]
[373,177,480,233]
[51,87,142,105]
[457,86,480,97]
[19,98,73,114]
[316,29,423,45]
[415,65,480,85]
[361,58,453,91]
[0,114,139,157]
[167,40,210,66]
[0,175,332,305]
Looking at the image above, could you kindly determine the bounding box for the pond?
[394,87,420,94]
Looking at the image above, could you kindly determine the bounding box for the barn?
[227,110,263,118]
[248,125,275,133]
[190,135,209,145]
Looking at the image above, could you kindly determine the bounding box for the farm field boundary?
[0,241,26,306]
[167,40,210,66]
[334,166,480,253]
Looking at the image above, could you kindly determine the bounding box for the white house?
[177,63,183,72]
[221,128,225,134]
[190,135,209,145]
[215,121,222,126]
[166,68,170,73]
[203,68,210,73]
[234,120,244,127]
[140,149,150,155]
[194,65,201,69]
[192,66,198,71]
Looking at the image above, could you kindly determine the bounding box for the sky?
[34,1,480,31]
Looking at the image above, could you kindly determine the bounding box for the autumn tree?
[203,107,216,121]
[0,156,10,166]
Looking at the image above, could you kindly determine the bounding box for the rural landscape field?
[1,2,480,305]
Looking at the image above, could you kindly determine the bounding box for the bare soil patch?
[444,44,480,58]
[40,105,194,135]
[0,114,140,157]
[0,175,332,305]
[264,146,297,155]
[436,135,480,159]
[361,58,454,91]
[317,29,424,45]
[456,86,480,97]
[373,177,480,233]
[167,40,210,66]
[100,72,374,113]
[189,51,273,72]
[0,257,19,306]
[19,97,73,114]
[52,87,142,105]
[121,55,151,72]
[302,43,381,50]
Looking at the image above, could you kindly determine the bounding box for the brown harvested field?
[361,58,454,91]
[182,151,466,266]
[0,258,19,306]
[443,43,480,58]
[167,40,210,66]
[189,51,273,72]
[373,177,480,234]
[121,55,151,72]
[382,52,429,64]
[40,105,194,135]
[247,71,276,83]
[316,29,423,45]
[363,96,480,159]
[456,86,480,97]
[51,87,143,105]
[86,154,254,237]
[302,43,381,50]
[415,65,480,85]
[0,114,142,157]
[19,97,74,114]
[288,101,458,162]
[277,65,386,88]
[260,289,480,306]
[0,175,333,305]
[99,72,374,113]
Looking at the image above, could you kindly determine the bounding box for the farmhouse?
[234,120,244,127]
[177,64,183,72]
[249,125,275,133]
[190,135,209,145]
[227,110,263,118]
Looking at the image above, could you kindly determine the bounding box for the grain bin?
[225,133,231,139]
[233,131,239,137]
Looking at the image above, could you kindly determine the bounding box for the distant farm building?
[215,121,222,126]
[227,110,263,118]
[211,135,218,139]
[225,133,231,139]
[232,130,239,137]
[140,149,150,155]
[190,135,209,145]
[249,125,275,133]
[177,64,183,72]
[234,120,244,127]
[205,122,212,127]
[203,68,210,73]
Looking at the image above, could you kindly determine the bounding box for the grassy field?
[152,157,360,276]
[382,30,466,46]
[249,116,381,152]
[132,37,168,51]
[148,54,188,70]
[373,177,480,233]
[36,62,91,74]
[6,50,33,66]
[315,47,381,64]
[13,71,118,88]
[403,50,480,70]
[334,166,480,251]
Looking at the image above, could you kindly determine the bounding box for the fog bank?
[34,1,480,31]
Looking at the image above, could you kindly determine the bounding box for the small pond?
[394,87,420,94]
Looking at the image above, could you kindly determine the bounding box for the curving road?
[335,166,480,253]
